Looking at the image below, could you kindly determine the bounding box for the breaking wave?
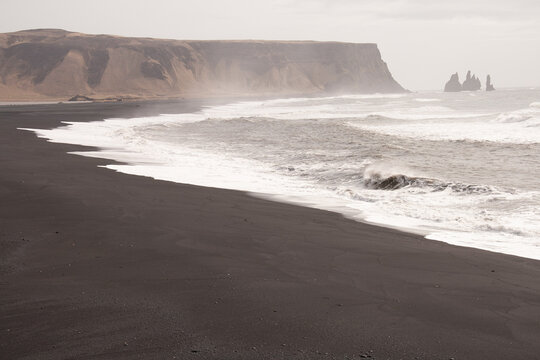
[494,103,540,124]
[414,98,442,102]
[362,171,496,194]
[348,103,540,144]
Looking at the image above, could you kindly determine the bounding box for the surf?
[20,88,540,261]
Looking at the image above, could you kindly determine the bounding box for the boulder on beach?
[68,94,94,102]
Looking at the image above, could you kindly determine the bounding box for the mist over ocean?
[31,88,540,259]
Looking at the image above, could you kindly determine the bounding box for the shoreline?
[2,100,540,359]
[25,94,540,261]
[0,86,536,105]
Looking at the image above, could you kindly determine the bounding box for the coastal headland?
[0,29,404,102]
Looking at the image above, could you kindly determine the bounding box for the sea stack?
[444,73,462,92]
[444,70,487,92]
[462,70,482,91]
[486,75,495,91]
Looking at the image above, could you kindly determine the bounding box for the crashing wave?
[414,98,442,102]
[363,173,494,194]
[495,112,533,123]
[494,102,540,124]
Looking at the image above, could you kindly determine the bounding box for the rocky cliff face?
[0,29,405,101]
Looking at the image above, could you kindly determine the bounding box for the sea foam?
[22,90,540,261]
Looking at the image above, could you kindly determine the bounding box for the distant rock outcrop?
[0,29,406,101]
[462,71,481,91]
[444,73,462,92]
[486,75,495,91]
[444,70,492,92]
[68,94,94,102]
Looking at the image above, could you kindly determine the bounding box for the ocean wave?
[21,90,540,261]
[354,107,490,122]
[492,105,540,130]
[341,93,407,100]
[414,98,441,102]
[348,112,540,144]
[362,171,495,194]
[477,224,527,237]
[495,112,533,123]
[494,103,540,123]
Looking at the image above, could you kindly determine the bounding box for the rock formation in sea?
[444,70,490,92]
[0,29,406,101]
[486,74,495,91]
[462,70,482,91]
[444,73,462,92]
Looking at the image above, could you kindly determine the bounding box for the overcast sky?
[1,0,539,90]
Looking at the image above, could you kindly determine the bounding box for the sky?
[1,0,539,90]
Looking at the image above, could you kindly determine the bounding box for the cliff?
[0,29,405,101]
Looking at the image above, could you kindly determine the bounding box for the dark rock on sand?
[444,73,462,92]
[68,94,94,102]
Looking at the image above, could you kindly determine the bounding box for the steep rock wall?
[0,29,405,100]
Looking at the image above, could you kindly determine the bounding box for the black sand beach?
[1,101,540,360]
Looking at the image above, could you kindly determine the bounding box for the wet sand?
[1,101,540,359]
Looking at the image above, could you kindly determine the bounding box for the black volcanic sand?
[1,101,540,360]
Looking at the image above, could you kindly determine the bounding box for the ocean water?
[25,89,540,260]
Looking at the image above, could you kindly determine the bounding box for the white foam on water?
[366,106,490,121]
[348,98,540,144]
[24,115,337,200]
[349,184,540,260]
[21,92,540,261]
[414,98,442,102]
[347,103,540,144]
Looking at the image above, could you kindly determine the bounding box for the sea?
[26,88,540,260]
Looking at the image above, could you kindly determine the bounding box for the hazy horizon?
[2,0,539,90]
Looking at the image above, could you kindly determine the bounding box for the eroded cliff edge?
[0,29,405,101]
